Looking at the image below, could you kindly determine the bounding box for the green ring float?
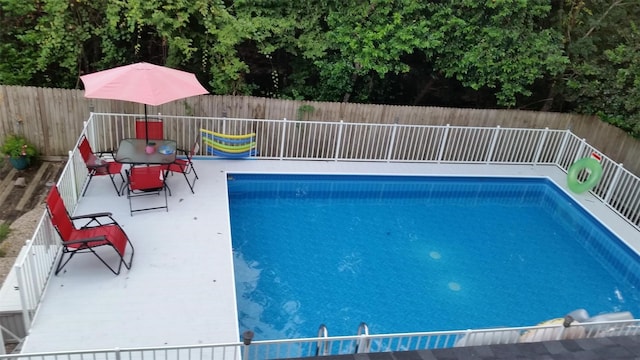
[567,157,603,194]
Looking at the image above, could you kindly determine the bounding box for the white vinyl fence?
[87,112,640,230]
[5,113,640,359]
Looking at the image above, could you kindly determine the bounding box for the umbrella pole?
[144,105,149,144]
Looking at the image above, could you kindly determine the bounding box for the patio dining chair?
[126,165,169,215]
[166,136,200,193]
[135,118,164,141]
[78,135,125,196]
[46,185,134,275]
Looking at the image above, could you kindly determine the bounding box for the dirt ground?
[0,158,65,285]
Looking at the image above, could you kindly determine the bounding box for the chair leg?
[182,164,198,193]
[55,250,76,275]
[81,175,94,197]
[128,184,169,215]
[162,185,168,212]
[87,247,126,275]
[182,172,195,194]
[109,173,125,196]
[123,238,135,270]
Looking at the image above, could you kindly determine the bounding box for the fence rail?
[88,113,640,232]
[0,321,638,360]
[5,113,640,359]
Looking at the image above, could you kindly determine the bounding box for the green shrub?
[0,223,10,242]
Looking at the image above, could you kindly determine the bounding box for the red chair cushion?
[71,225,128,255]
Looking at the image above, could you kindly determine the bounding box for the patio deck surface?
[18,160,640,353]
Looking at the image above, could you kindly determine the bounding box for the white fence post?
[554,129,571,167]
[604,163,624,203]
[68,151,78,204]
[386,119,399,162]
[576,138,587,161]
[334,120,344,161]
[437,124,450,163]
[486,126,501,163]
[279,118,287,160]
[15,262,31,336]
[532,127,549,166]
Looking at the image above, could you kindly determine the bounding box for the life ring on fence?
[566,157,603,194]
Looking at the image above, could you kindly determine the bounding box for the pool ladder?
[315,324,329,356]
[354,322,371,353]
[316,322,371,355]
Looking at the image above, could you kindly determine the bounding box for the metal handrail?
[355,322,371,353]
[315,324,329,356]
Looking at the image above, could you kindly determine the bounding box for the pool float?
[519,317,585,343]
[567,309,634,337]
[519,309,634,343]
[567,157,603,194]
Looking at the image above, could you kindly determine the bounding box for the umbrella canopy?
[80,62,208,106]
[80,62,208,143]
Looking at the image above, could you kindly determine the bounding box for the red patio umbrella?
[80,62,208,142]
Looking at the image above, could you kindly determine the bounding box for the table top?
[115,138,177,165]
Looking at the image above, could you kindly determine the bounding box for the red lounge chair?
[126,165,169,215]
[78,136,124,196]
[46,185,134,275]
[167,136,200,193]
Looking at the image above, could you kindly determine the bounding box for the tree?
[99,0,251,94]
[423,0,569,107]
[0,0,101,87]
[554,0,640,135]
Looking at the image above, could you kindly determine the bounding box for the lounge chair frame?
[46,186,134,275]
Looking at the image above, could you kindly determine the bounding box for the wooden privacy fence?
[1,85,639,174]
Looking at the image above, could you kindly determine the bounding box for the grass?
[0,223,9,257]
[0,223,9,242]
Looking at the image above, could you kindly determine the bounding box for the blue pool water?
[228,174,640,341]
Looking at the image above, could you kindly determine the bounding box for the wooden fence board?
[1,85,639,176]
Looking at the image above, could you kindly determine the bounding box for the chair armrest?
[71,212,117,228]
[71,212,113,220]
[62,236,107,246]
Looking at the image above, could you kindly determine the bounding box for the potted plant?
[0,134,37,170]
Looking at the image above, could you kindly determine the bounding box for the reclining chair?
[46,185,134,275]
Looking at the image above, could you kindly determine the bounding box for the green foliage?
[0,134,37,158]
[0,0,637,135]
[297,105,315,120]
[0,223,10,244]
[424,0,568,107]
[558,0,640,136]
[105,0,251,94]
[0,0,40,84]
[315,1,433,102]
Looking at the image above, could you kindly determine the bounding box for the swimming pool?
[228,174,640,340]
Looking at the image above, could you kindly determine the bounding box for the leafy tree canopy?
[0,0,638,135]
